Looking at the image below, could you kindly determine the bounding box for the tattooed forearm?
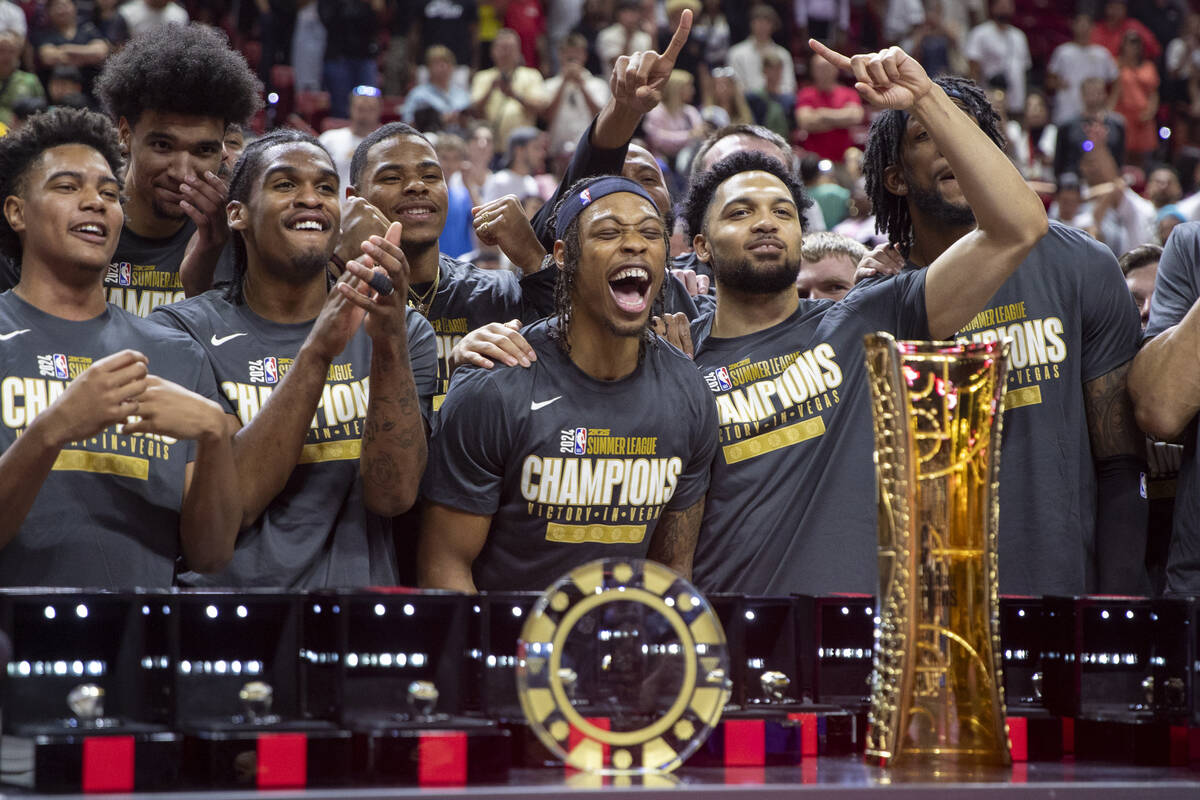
[646,496,706,580]
[361,339,427,514]
[1084,361,1143,459]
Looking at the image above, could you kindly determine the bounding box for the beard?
[151,197,186,221]
[908,182,977,229]
[714,253,802,295]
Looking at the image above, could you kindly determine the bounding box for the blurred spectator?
[219,122,245,179]
[1055,76,1125,178]
[45,64,87,107]
[32,0,109,101]
[746,51,792,139]
[692,0,730,70]
[0,32,44,128]
[319,0,382,119]
[504,0,546,72]
[574,0,611,76]
[728,5,795,97]
[1132,0,1185,64]
[902,0,966,78]
[1156,204,1185,243]
[883,0,924,43]
[470,28,543,156]
[832,184,885,246]
[964,0,1030,119]
[660,0,703,79]
[643,69,704,161]
[1047,13,1118,128]
[0,0,25,39]
[90,0,128,47]
[402,45,472,127]
[1005,91,1056,181]
[802,154,850,228]
[1119,242,1162,329]
[319,85,382,196]
[432,132,476,259]
[1091,0,1159,61]
[462,121,495,204]
[545,0,584,71]
[1113,30,1160,167]
[596,0,651,76]
[704,66,753,127]
[481,125,545,204]
[936,0,984,45]
[1164,12,1200,143]
[118,0,188,37]
[795,49,863,164]
[794,0,849,47]
[796,231,864,301]
[7,94,46,130]
[538,32,608,157]
[418,0,478,73]
[291,0,325,92]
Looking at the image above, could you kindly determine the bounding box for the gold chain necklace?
[407,267,441,315]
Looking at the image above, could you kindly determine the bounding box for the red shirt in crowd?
[794,84,862,163]
[504,0,545,71]
[1090,18,1160,61]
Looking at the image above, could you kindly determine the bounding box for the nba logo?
[53,354,68,380]
[715,367,732,391]
[263,357,278,385]
[118,263,131,286]
[573,427,587,455]
[579,188,592,206]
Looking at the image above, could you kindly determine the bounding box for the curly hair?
[545,177,668,357]
[0,107,125,262]
[224,129,333,304]
[349,122,433,189]
[863,76,1005,255]
[96,23,262,127]
[681,150,812,239]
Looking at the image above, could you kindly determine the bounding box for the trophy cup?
[862,333,1011,768]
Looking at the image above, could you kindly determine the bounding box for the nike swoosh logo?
[0,329,29,341]
[211,333,247,346]
[530,396,562,411]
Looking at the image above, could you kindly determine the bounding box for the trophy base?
[1005,708,1068,761]
[690,705,859,766]
[1075,714,1198,766]
[1,723,180,792]
[181,718,351,788]
[349,720,511,785]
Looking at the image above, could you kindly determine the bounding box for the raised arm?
[811,41,1048,338]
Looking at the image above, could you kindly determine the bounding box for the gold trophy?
[863,333,1011,768]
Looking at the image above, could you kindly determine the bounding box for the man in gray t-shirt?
[151,130,434,588]
[0,108,240,588]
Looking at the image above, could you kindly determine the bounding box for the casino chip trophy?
[516,559,730,774]
[862,333,1011,768]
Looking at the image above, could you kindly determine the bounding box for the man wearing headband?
[859,72,1146,595]
[418,175,717,592]
[150,130,437,588]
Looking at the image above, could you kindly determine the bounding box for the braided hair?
[863,76,1005,256]
[544,177,669,358]
[224,129,333,304]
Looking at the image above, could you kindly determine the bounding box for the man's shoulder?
[148,290,230,328]
[441,252,519,289]
[109,304,209,361]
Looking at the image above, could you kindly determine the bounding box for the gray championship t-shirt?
[912,221,1140,595]
[150,290,437,588]
[0,292,219,588]
[691,270,928,596]
[1143,221,1200,594]
[104,219,193,317]
[413,253,522,410]
[422,320,718,591]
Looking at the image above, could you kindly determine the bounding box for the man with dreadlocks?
[418,175,717,593]
[150,130,437,588]
[859,68,1147,595]
[0,108,240,587]
[681,42,1048,596]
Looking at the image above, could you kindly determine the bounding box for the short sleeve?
[1078,234,1141,382]
[1145,222,1200,339]
[178,338,224,463]
[404,308,438,425]
[842,267,930,340]
[667,370,718,511]
[420,368,513,515]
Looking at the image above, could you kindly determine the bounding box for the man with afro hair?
[0,107,240,587]
[93,22,261,314]
[859,72,1147,596]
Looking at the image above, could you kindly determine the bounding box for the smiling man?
[150,130,436,588]
[0,108,240,587]
[93,23,261,310]
[418,175,717,592]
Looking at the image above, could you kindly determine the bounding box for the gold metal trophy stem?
[863,333,1011,768]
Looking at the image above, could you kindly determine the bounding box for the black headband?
[554,176,657,239]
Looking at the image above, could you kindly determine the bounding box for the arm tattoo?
[362,341,426,498]
[1084,361,1142,459]
[646,496,706,579]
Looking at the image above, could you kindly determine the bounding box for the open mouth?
[393,203,437,222]
[608,266,652,314]
[69,221,109,244]
[285,214,331,232]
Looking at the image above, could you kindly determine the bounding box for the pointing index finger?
[661,8,692,63]
[809,38,852,71]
